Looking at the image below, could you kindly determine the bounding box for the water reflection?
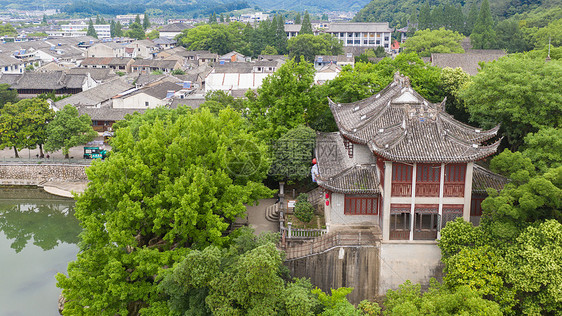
[0,201,81,253]
[0,187,81,316]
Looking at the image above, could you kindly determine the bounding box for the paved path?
[244,198,278,236]
[0,137,109,162]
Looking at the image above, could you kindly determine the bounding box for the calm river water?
[0,187,81,316]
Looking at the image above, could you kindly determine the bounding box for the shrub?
[294,193,314,223]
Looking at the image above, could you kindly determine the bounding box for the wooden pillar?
[382,161,392,241]
[463,162,474,221]
[409,163,417,241]
[438,163,445,239]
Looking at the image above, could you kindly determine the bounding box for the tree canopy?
[470,0,496,49]
[44,104,97,158]
[0,98,54,158]
[287,34,344,62]
[402,28,465,57]
[461,55,562,151]
[56,107,274,315]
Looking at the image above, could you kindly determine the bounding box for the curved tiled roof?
[315,132,380,194]
[472,164,509,194]
[330,73,500,163]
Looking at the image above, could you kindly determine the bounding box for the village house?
[313,72,507,292]
[219,51,248,63]
[80,57,134,73]
[0,71,97,97]
[314,54,354,69]
[131,59,182,74]
[158,23,191,39]
[54,77,133,110]
[204,60,282,94]
[125,40,159,59]
[86,42,126,58]
[153,38,177,50]
[112,81,184,109]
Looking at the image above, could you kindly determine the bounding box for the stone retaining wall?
[0,164,88,185]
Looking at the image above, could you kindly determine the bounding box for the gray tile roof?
[55,78,133,108]
[81,57,133,66]
[0,53,23,67]
[67,68,117,81]
[78,107,145,121]
[431,50,506,76]
[315,132,381,194]
[125,81,182,99]
[132,59,179,68]
[472,164,509,194]
[0,71,87,91]
[329,73,501,163]
[159,23,191,32]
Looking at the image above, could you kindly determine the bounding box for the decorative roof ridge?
[316,164,381,194]
[438,112,500,141]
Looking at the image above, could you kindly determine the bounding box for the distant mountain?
[247,0,372,13]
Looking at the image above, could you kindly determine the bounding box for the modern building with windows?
[285,22,393,51]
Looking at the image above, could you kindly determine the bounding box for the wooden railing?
[281,226,327,239]
[413,230,437,240]
[389,230,410,240]
[415,183,440,197]
[443,184,465,197]
[391,183,411,197]
[284,230,379,260]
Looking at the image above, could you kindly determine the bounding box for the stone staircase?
[265,202,280,222]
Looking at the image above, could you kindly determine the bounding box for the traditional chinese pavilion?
[315,72,507,241]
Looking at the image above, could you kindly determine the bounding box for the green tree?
[418,3,431,30]
[146,29,159,40]
[384,279,502,315]
[135,14,141,25]
[295,12,301,24]
[275,14,288,54]
[494,20,530,53]
[95,15,101,24]
[177,23,247,55]
[142,13,150,30]
[0,98,54,158]
[56,108,273,315]
[465,3,479,35]
[293,193,315,223]
[219,13,225,22]
[0,23,16,36]
[460,56,562,151]
[44,105,96,159]
[470,0,496,49]
[288,33,344,62]
[245,58,318,141]
[522,128,562,172]
[402,28,465,57]
[532,18,562,48]
[86,19,97,39]
[271,125,316,182]
[114,21,124,37]
[300,11,313,35]
[439,67,471,122]
[261,45,278,55]
[126,22,146,40]
[42,14,47,24]
[0,84,18,109]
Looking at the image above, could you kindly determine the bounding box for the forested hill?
[247,0,372,12]
[2,0,370,14]
[354,0,562,27]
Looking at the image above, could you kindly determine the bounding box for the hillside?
[248,0,371,13]
[354,0,562,27]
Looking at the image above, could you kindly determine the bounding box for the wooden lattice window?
[442,205,463,229]
[343,139,353,158]
[416,164,441,182]
[344,196,378,215]
[392,163,413,182]
[445,164,466,183]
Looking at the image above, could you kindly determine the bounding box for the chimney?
[166,90,175,99]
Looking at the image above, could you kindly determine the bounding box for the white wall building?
[60,23,111,38]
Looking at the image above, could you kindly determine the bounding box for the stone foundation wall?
[0,164,88,185]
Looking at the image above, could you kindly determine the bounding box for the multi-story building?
[285,22,394,51]
[59,23,111,38]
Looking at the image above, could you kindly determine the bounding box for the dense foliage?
[460,55,562,151]
[56,107,273,314]
[44,105,97,159]
[294,193,315,223]
[402,28,465,57]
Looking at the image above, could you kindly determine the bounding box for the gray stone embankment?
[0,163,89,197]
